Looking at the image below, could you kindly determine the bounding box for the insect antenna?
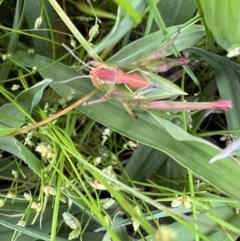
[50,75,90,84]
[62,43,93,70]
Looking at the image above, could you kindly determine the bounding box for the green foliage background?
[0,0,240,241]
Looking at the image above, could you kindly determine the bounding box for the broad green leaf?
[198,0,240,52]
[108,25,206,65]
[0,79,49,128]
[0,80,49,176]
[0,137,42,176]
[156,0,196,28]
[133,73,187,101]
